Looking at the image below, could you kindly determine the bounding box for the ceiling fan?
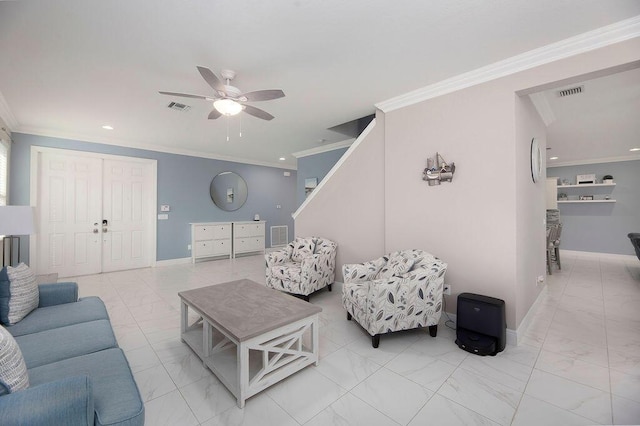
[159,66,285,121]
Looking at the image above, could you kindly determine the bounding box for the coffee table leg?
[313,314,320,366]
[237,342,249,408]
[180,302,188,342]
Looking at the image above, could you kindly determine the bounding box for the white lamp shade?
[0,206,35,235]
[213,99,243,116]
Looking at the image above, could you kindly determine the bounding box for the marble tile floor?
[69,252,640,425]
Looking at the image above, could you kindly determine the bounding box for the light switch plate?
[160,205,170,212]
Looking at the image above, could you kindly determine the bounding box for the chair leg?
[346,312,352,321]
[371,334,380,348]
[429,325,438,337]
[303,294,310,302]
[546,249,552,275]
[555,247,561,270]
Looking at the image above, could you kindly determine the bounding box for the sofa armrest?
[38,282,79,307]
[0,376,94,426]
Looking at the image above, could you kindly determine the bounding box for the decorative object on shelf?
[530,138,542,183]
[423,152,455,186]
[0,206,35,267]
[210,171,248,211]
[602,175,614,184]
[604,195,611,200]
[579,195,594,201]
[576,174,596,185]
[558,193,568,201]
[254,214,260,221]
[304,178,318,197]
[561,179,571,186]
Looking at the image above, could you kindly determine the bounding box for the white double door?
[35,149,156,277]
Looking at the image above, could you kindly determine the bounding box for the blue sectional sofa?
[0,281,144,426]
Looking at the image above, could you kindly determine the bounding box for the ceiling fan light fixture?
[214,99,242,116]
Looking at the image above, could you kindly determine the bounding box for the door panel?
[38,153,102,277]
[102,159,152,273]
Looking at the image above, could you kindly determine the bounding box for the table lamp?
[0,206,35,267]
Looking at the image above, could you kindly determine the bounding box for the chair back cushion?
[0,325,29,395]
[376,253,415,280]
[0,263,40,325]
[291,237,316,262]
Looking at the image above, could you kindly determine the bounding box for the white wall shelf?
[557,183,616,188]
[557,200,616,204]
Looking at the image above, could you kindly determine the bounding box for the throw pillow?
[0,263,39,325]
[0,325,29,395]
[376,254,415,280]
[291,237,315,262]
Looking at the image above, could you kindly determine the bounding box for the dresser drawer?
[234,223,264,238]
[194,241,216,256]
[234,237,265,253]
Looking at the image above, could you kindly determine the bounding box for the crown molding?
[0,89,18,131]
[376,15,640,113]
[546,155,640,168]
[291,138,355,159]
[15,127,297,170]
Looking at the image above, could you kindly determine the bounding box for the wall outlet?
[187,244,191,250]
[443,284,452,295]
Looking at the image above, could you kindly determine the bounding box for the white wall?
[296,36,640,330]
[295,111,386,277]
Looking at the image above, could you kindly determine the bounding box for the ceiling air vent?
[557,85,584,97]
[167,101,191,112]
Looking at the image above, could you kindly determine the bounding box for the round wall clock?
[530,138,542,183]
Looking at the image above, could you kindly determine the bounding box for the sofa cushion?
[5,297,109,337]
[376,254,415,280]
[29,348,144,426]
[15,319,118,369]
[0,263,39,325]
[291,237,315,262]
[0,325,29,395]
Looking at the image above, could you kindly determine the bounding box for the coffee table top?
[179,279,322,341]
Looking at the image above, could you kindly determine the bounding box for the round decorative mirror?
[210,171,248,211]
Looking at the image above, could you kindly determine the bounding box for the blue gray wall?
[547,160,640,255]
[10,133,297,262]
[296,147,348,207]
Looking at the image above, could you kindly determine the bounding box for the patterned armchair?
[265,237,337,301]
[342,249,447,348]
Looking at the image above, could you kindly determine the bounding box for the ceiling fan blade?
[197,66,226,95]
[159,91,212,100]
[239,89,285,102]
[242,104,274,121]
[208,108,222,120]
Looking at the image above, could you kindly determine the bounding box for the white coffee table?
[178,279,322,407]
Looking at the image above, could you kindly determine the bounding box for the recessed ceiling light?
[279,157,286,161]
[102,125,114,130]
[549,156,559,160]
[630,148,640,152]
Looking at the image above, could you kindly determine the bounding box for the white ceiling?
[0,1,639,168]
[542,67,640,166]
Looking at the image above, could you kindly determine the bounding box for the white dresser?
[232,221,265,258]
[190,222,232,263]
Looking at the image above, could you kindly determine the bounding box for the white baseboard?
[560,249,637,262]
[155,257,191,266]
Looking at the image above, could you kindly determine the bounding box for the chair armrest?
[38,282,79,307]
[0,376,94,426]
[265,249,292,267]
[343,258,384,283]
